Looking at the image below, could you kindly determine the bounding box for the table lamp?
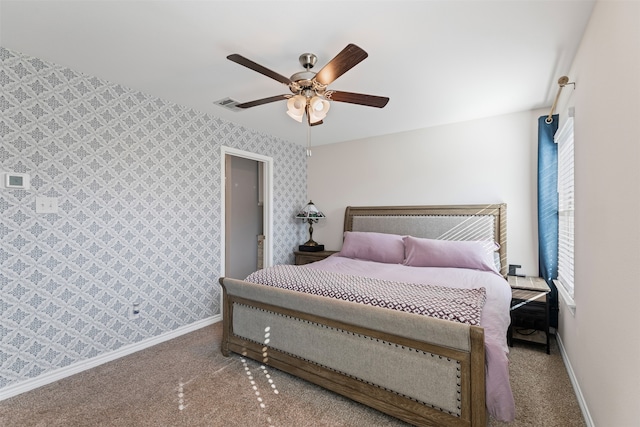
[295,200,326,252]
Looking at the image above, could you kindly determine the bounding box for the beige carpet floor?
[0,322,585,426]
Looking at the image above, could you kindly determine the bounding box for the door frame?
[220,146,273,279]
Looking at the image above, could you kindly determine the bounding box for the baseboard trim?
[556,332,594,427]
[0,315,221,402]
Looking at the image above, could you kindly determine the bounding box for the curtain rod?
[546,76,575,124]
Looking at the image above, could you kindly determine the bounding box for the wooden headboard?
[343,204,507,277]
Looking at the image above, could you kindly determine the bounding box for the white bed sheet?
[306,254,516,422]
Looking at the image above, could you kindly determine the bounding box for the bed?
[219,204,515,426]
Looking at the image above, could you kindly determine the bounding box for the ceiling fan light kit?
[307,96,330,124]
[310,96,330,114]
[227,44,389,126]
[286,95,306,122]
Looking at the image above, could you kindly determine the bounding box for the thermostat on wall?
[3,172,30,190]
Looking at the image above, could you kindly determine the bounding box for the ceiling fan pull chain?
[306,122,312,157]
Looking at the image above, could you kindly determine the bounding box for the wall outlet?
[130,302,140,319]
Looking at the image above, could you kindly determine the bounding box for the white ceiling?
[0,0,595,146]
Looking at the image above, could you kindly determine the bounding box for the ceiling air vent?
[213,97,243,112]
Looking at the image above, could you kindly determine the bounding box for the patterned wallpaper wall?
[0,47,307,391]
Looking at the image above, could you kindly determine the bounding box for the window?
[554,115,575,311]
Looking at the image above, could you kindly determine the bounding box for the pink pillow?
[338,231,405,264]
[403,236,499,273]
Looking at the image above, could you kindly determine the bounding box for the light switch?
[35,196,58,214]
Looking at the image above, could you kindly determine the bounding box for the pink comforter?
[306,255,516,422]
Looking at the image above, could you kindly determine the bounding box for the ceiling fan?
[227,44,389,126]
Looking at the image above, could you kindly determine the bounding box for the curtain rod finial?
[558,76,575,88]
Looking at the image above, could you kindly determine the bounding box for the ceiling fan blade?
[326,91,389,108]
[307,115,323,126]
[236,95,290,109]
[227,54,292,85]
[314,44,368,86]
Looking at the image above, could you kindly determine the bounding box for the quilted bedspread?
[245,258,516,422]
[245,264,486,326]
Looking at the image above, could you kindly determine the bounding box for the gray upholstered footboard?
[219,277,487,427]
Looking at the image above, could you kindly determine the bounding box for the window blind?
[555,116,574,297]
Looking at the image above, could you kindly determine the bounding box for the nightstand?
[507,275,551,354]
[294,250,338,265]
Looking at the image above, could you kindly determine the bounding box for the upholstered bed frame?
[219,204,506,427]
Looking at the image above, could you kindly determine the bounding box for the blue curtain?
[537,115,558,327]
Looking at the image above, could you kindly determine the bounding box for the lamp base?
[298,244,324,252]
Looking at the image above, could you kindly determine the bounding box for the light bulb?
[287,95,306,122]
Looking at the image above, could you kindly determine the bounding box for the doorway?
[220,146,273,280]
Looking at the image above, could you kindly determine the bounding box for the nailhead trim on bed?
[233,303,463,417]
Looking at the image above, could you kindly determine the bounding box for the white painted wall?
[308,109,544,276]
[554,1,640,426]
[310,1,640,425]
